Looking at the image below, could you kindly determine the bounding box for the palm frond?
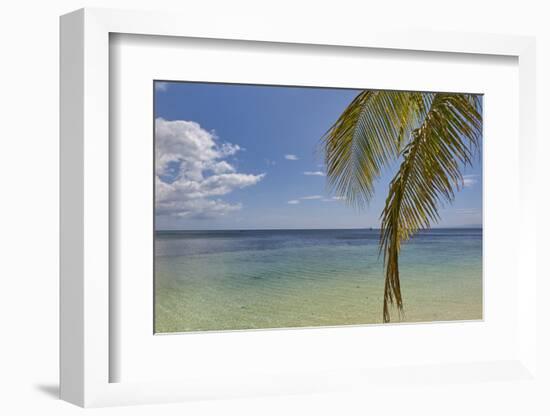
[322,90,429,207]
[379,93,482,322]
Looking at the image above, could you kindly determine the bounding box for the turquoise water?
[154,228,482,333]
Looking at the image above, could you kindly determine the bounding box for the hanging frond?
[322,90,430,207]
[379,93,482,322]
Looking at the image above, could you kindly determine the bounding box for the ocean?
[154,228,482,333]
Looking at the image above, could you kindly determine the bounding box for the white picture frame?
[60,7,538,408]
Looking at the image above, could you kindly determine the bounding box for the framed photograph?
[60,8,538,408]
[152,81,483,334]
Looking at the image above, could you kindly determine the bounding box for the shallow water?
[154,228,482,333]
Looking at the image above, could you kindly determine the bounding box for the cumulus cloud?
[155,118,264,219]
[284,154,299,161]
[303,171,325,176]
[463,174,478,188]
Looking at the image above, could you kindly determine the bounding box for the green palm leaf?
[381,93,481,322]
[322,90,429,206]
[323,90,482,322]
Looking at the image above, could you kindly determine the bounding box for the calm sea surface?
[154,228,482,333]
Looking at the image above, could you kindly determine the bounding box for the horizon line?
[156,226,482,232]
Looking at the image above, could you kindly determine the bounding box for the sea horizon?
[156,225,482,232]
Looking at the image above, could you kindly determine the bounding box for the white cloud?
[286,195,323,204]
[209,161,235,174]
[300,195,323,200]
[463,174,478,188]
[288,195,345,204]
[322,196,346,202]
[284,154,299,161]
[303,171,326,176]
[155,82,168,92]
[155,118,264,219]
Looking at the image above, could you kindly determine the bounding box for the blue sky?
[154,81,482,230]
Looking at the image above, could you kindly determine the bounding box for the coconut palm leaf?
[379,93,482,322]
[323,90,482,322]
[322,90,431,207]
